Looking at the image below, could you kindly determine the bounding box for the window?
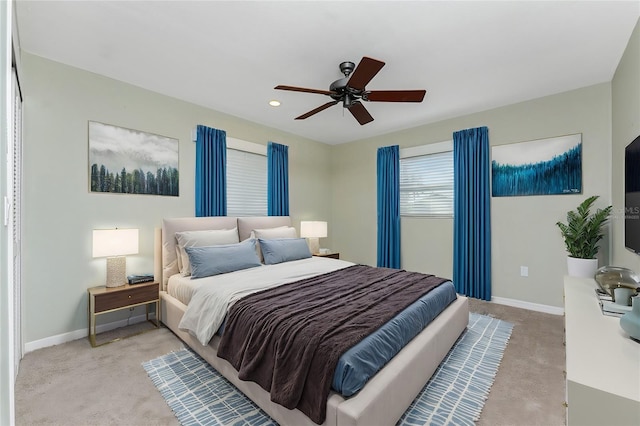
[226,138,267,216]
[400,141,454,218]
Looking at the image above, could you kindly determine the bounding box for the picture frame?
[88,121,179,196]
[491,133,582,197]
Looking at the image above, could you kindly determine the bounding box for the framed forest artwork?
[491,133,582,197]
[89,121,179,196]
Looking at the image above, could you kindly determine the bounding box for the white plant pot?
[567,257,599,278]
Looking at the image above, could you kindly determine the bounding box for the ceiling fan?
[274,56,426,125]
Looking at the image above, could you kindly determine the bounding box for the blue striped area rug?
[143,313,512,426]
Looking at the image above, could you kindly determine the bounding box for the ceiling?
[15,1,640,145]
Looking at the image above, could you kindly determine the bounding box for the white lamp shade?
[92,229,139,258]
[300,221,328,238]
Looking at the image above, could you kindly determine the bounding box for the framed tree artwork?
[89,121,179,196]
[491,133,582,197]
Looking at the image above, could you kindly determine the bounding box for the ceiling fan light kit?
[275,56,426,125]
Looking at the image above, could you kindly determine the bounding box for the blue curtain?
[195,125,227,217]
[267,142,289,216]
[377,145,401,268]
[453,126,491,300]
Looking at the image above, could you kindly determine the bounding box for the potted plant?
[556,195,613,278]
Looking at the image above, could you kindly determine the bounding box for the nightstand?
[88,281,159,347]
[313,252,340,259]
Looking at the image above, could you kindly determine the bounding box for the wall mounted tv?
[625,134,640,254]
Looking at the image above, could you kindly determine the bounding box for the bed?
[154,216,469,426]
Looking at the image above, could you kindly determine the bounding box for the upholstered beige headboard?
[159,217,237,289]
[155,216,292,290]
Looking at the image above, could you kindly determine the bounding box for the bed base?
[160,291,469,426]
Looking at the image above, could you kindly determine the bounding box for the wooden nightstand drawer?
[88,281,160,347]
[94,282,159,313]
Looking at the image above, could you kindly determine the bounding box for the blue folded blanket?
[333,281,457,396]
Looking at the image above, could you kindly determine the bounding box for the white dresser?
[564,276,640,425]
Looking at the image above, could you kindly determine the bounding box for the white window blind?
[400,146,454,218]
[226,148,267,216]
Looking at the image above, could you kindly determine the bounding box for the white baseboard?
[24,296,562,353]
[491,296,564,315]
[24,313,157,354]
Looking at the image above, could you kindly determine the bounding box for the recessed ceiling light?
[269,100,281,107]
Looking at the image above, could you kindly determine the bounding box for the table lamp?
[300,221,327,255]
[93,228,139,287]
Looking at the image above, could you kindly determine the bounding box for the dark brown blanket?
[216,265,448,424]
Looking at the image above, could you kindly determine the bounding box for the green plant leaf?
[556,196,612,258]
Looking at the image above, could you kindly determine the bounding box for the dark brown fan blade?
[275,85,336,96]
[366,90,426,102]
[295,101,339,120]
[347,57,385,91]
[348,102,374,125]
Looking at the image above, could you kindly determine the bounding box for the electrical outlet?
[520,266,528,277]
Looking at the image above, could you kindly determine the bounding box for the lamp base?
[106,256,127,288]
[307,237,320,255]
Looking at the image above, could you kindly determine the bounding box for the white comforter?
[178,257,353,345]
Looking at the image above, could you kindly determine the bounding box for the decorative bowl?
[594,266,640,297]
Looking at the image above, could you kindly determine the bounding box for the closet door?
[10,66,22,376]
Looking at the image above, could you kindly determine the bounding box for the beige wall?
[331,84,612,308]
[21,53,332,343]
[21,20,637,343]
[612,18,640,271]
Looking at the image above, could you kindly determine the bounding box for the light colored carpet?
[142,313,512,426]
[15,299,566,425]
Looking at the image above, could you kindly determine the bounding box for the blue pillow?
[185,239,261,279]
[259,238,312,265]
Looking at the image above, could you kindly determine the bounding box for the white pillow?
[251,226,298,262]
[176,246,183,273]
[252,226,297,240]
[175,228,239,276]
